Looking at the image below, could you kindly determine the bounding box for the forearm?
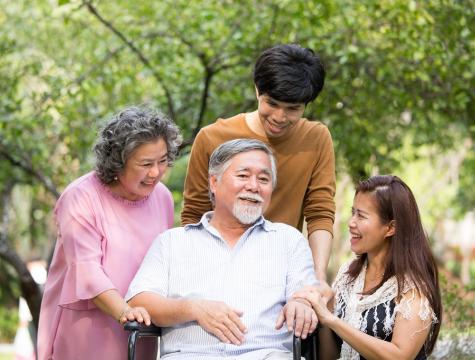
[93,289,129,321]
[128,292,195,327]
[308,229,332,281]
[327,316,407,360]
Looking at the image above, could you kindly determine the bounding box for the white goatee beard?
[232,202,263,224]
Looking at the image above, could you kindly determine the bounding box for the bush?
[0,306,19,342]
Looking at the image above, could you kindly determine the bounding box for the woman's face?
[348,192,394,258]
[111,138,169,201]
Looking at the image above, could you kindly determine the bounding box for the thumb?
[275,309,285,330]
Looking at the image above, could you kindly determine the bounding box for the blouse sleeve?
[55,187,115,308]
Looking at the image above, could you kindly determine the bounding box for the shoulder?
[297,118,331,135]
[57,172,99,206]
[396,286,438,324]
[264,220,306,246]
[197,114,248,142]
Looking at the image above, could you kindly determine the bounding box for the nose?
[148,163,160,178]
[245,176,259,192]
[272,108,286,123]
[348,214,356,229]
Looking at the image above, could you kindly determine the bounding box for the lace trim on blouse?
[332,261,438,360]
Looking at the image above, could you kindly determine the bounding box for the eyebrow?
[236,166,272,175]
[352,207,370,215]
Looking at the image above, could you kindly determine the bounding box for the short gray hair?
[208,139,277,203]
[94,106,182,184]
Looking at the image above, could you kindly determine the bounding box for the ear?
[385,220,396,238]
[209,174,218,195]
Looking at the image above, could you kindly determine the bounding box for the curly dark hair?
[94,106,182,184]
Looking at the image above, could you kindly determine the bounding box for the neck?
[209,213,251,248]
[366,250,387,276]
[245,111,266,137]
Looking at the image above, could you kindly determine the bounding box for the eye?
[258,176,270,183]
[160,157,168,164]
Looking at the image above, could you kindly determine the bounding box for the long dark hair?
[347,175,441,354]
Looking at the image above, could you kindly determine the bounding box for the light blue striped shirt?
[126,212,317,359]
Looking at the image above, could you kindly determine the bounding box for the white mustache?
[238,193,264,203]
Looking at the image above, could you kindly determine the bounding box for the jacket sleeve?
[181,129,214,225]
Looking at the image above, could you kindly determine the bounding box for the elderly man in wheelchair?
[125,139,320,359]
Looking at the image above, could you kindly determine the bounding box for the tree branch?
[83,1,176,119]
[0,183,42,329]
[0,139,60,199]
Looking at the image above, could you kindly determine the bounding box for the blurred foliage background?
[0,0,474,350]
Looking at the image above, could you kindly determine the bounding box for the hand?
[275,299,317,339]
[293,282,334,306]
[118,306,151,326]
[292,287,335,325]
[192,299,247,345]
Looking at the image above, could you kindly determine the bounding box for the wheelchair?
[124,321,318,360]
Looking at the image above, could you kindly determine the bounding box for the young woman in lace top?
[293,175,441,360]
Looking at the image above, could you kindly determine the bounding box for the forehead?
[226,150,272,172]
[353,192,379,213]
[129,138,167,158]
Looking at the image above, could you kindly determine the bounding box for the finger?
[285,304,296,332]
[127,309,143,323]
[300,309,312,339]
[141,309,151,326]
[228,312,247,333]
[212,328,231,344]
[293,306,305,337]
[220,323,242,345]
[275,309,285,330]
[309,311,318,334]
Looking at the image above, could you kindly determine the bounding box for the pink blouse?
[37,172,174,360]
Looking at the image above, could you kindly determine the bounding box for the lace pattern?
[332,261,437,360]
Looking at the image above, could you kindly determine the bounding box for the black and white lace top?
[332,261,438,360]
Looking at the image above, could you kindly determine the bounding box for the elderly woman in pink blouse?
[37,106,181,360]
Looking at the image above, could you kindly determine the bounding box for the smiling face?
[256,92,305,138]
[210,150,273,225]
[110,138,169,201]
[348,192,395,258]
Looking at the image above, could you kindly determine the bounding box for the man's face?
[256,92,306,138]
[210,150,273,225]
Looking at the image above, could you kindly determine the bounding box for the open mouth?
[141,180,157,186]
[266,120,288,131]
[238,195,263,204]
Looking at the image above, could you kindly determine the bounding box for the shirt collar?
[184,211,276,233]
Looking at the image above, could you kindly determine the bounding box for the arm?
[304,126,336,280]
[128,292,247,345]
[294,289,432,360]
[308,229,332,281]
[93,289,150,325]
[275,233,319,339]
[56,184,142,323]
[125,235,246,345]
[181,130,214,225]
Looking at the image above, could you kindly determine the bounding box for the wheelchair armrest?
[293,335,302,360]
[124,321,161,360]
[124,320,162,336]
